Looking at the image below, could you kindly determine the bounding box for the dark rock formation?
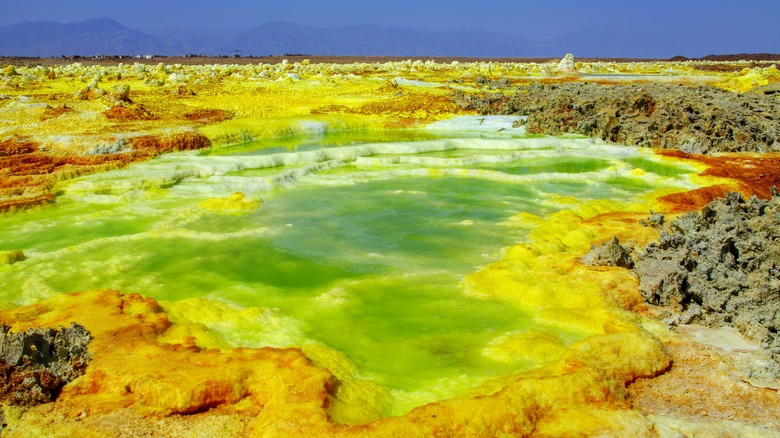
[0,323,92,407]
[634,192,780,363]
[581,236,635,269]
[640,210,665,228]
[453,83,780,154]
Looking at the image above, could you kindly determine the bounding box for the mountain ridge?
[0,18,173,57]
[0,18,543,58]
[1,18,779,59]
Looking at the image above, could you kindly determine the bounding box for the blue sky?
[0,0,778,55]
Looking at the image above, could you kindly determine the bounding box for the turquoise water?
[0,122,699,411]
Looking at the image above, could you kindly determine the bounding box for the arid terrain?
[1,54,779,436]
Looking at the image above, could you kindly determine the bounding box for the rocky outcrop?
[639,210,665,228]
[454,83,780,154]
[0,323,92,407]
[555,53,577,73]
[634,192,780,366]
[581,236,635,269]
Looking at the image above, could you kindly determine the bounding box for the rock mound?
[0,323,92,406]
[635,192,780,364]
[555,53,577,73]
[0,250,25,265]
[581,236,635,268]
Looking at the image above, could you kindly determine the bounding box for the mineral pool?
[0,116,700,417]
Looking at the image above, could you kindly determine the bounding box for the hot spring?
[0,116,700,417]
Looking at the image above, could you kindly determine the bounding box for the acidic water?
[0,117,699,414]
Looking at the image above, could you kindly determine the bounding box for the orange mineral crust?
[0,132,210,211]
[656,184,739,212]
[0,289,673,437]
[658,150,780,204]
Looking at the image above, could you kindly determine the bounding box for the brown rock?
[456,83,780,154]
[581,236,635,269]
[636,192,780,369]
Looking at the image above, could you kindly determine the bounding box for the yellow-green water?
[0,119,700,413]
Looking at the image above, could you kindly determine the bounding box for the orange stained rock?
[657,184,739,212]
[0,138,38,155]
[40,104,73,121]
[184,108,234,124]
[658,150,780,202]
[0,132,210,211]
[0,290,334,435]
[102,103,157,121]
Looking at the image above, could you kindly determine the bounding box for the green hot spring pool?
[0,117,700,415]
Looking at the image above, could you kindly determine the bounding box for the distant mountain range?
[0,18,170,58]
[0,18,543,58]
[0,17,778,59]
